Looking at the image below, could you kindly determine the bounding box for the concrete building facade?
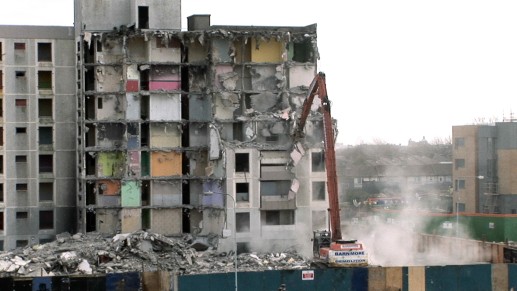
[0,26,76,250]
[74,0,326,256]
[452,122,517,214]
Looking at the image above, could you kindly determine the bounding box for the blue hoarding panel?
[106,272,140,291]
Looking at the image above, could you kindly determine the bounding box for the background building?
[453,121,517,214]
[0,26,76,250]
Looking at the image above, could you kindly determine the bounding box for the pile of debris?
[0,230,310,277]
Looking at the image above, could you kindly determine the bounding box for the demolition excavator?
[293,72,368,267]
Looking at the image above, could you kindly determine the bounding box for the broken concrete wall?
[149,94,181,121]
[234,38,251,63]
[121,208,142,232]
[188,67,207,92]
[187,41,207,63]
[150,36,181,62]
[127,36,148,62]
[250,65,283,91]
[96,94,125,120]
[211,39,232,63]
[213,92,238,120]
[288,64,316,88]
[189,94,211,121]
[150,151,181,176]
[151,181,181,206]
[189,124,208,147]
[97,123,125,148]
[95,66,123,92]
[125,93,141,120]
[150,209,182,235]
[188,151,209,177]
[150,124,181,148]
[97,209,120,234]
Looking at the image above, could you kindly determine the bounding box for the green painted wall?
[121,181,141,207]
[98,152,125,177]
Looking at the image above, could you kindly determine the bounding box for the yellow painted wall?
[151,151,182,176]
[251,38,283,63]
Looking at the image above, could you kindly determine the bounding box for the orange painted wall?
[151,151,182,176]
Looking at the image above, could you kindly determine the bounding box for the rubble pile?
[0,230,310,277]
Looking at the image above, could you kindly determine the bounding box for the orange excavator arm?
[294,72,342,242]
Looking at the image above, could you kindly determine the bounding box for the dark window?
[14,43,25,50]
[38,99,52,117]
[39,155,53,173]
[138,6,149,29]
[0,70,3,90]
[16,240,28,248]
[236,183,249,202]
[37,43,52,62]
[39,127,53,145]
[39,182,53,201]
[0,184,3,202]
[15,155,27,163]
[39,210,54,229]
[235,153,249,172]
[264,210,295,225]
[16,211,28,219]
[312,152,325,172]
[0,128,2,146]
[15,99,27,107]
[16,183,28,191]
[97,97,103,109]
[0,42,2,61]
[312,181,326,201]
[455,159,465,169]
[455,179,465,191]
[455,137,465,149]
[38,71,52,89]
[0,212,3,230]
[15,71,25,77]
[15,127,26,134]
[236,212,250,232]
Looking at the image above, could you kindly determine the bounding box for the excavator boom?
[297,72,368,267]
[294,72,341,241]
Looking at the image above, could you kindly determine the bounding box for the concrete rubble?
[0,230,310,277]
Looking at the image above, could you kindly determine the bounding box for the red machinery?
[294,72,368,267]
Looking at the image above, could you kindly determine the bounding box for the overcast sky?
[2,0,517,145]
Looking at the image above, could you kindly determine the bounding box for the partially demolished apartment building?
[0,26,76,250]
[0,0,327,254]
[75,0,326,255]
